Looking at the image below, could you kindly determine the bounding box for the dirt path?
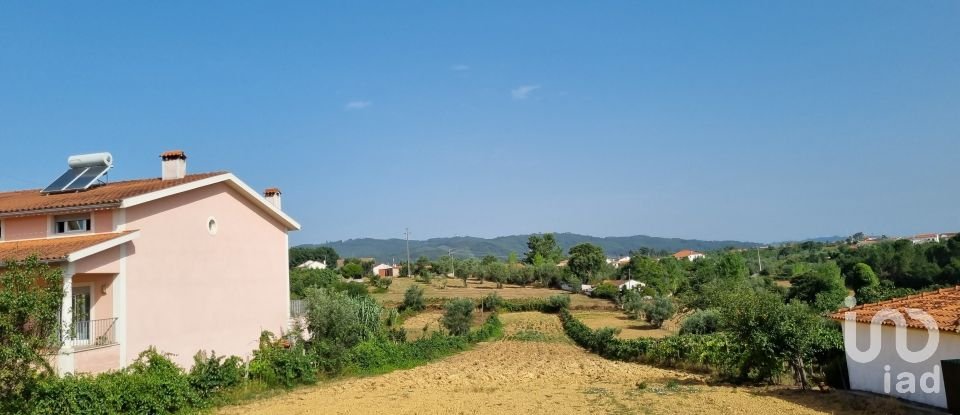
[219,312,917,415]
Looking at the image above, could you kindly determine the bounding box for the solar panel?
[41,167,89,194]
[41,152,114,195]
[62,165,110,191]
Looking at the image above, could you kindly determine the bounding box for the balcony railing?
[68,318,118,350]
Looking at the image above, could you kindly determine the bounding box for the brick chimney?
[160,150,187,180]
[264,188,282,209]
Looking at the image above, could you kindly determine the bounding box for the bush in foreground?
[26,349,203,415]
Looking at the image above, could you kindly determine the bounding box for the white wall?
[844,322,960,408]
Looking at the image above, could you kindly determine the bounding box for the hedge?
[481,294,570,313]
[15,315,504,415]
[559,308,737,375]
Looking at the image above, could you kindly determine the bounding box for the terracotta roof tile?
[160,150,187,160]
[830,286,960,333]
[673,249,702,259]
[0,231,138,262]
[0,172,226,216]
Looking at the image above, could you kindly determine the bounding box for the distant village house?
[672,249,705,261]
[372,263,400,277]
[297,260,327,270]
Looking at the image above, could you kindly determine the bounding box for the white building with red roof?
[672,249,705,261]
[831,287,960,409]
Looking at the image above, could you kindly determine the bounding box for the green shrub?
[591,283,619,300]
[304,288,383,350]
[640,296,676,328]
[679,309,722,335]
[846,263,879,291]
[468,314,503,342]
[494,295,569,313]
[347,314,501,375]
[341,263,363,279]
[248,331,316,388]
[481,292,503,311]
[442,299,474,336]
[622,290,643,319]
[402,285,426,312]
[27,348,202,415]
[560,309,736,375]
[334,280,370,298]
[189,350,244,398]
[289,268,341,298]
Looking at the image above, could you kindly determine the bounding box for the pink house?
[0,150,299,375]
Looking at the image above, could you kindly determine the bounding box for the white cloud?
[511,85,540,100]
[345,100,372,110]
[451,64,470,71]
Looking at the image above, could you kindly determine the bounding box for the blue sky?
[1,1,958,245]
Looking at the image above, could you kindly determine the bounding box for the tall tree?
[788,262,847,312]
[523,233,563,265]
[846,263,879,291]
[567,243,605,282]
[623,256,685,295]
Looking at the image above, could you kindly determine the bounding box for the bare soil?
[219,312,917,415]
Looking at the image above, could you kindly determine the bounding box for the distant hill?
[299,233,762,262]
[769,235,847,245]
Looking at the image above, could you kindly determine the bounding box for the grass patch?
[506,329,550,342]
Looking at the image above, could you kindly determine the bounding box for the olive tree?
[442,299,474,336]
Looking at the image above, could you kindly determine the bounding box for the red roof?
[0,231,138,262]
[0,172,225,216]
[830,286,960,333]
[672,250,702,259]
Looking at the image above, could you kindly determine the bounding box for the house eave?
[118,173,301,231]
[0,203,122,219]
[66,230,141,263]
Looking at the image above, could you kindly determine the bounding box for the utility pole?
[448,248,456,279]
[404,228,412,277]
[757,246,763,273]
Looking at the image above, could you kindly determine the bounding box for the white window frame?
[54,214,93,235]
[71,282,96,321]
[69,281,95,346]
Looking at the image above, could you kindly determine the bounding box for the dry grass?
[573,310,677,339]
[374,277,615,310]
[219,312,919,415]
